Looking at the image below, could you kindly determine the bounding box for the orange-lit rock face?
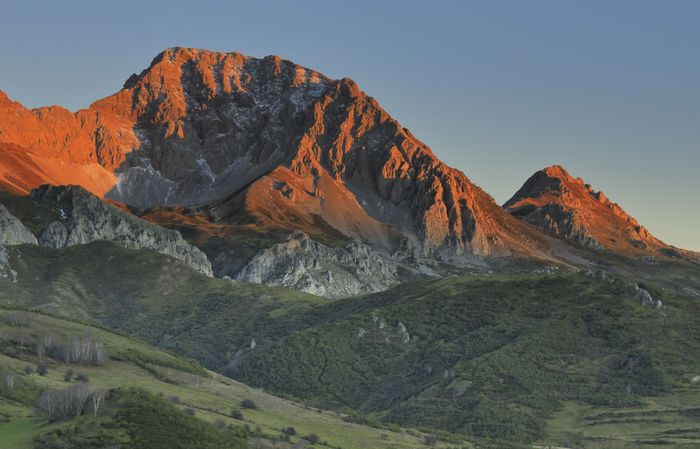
[0,90,139,169]
[504,165,666,254]
[0,47,561,258]
[0,143,116,197]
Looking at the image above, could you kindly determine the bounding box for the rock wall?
[30,185,213,276]
[235,231,400,298]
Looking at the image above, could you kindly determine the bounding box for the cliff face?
[234,231,401,298]
[29,185,213,276]
[0,48,564,260]
[504,166,666,254]
[0,204,37,246]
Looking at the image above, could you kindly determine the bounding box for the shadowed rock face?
[504,165,666,254]
[29,185,213,276]
[0,47,564,260]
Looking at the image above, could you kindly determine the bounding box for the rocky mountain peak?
[505,166,665,253]
[0,48,572,262]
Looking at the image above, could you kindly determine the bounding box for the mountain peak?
[505,166,665,254]
[542,164,572,179]
[0,48,571,261]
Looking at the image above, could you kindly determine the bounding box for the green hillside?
[0,310,464,449]
[2,242,700,447]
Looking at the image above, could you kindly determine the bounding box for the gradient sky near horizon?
[1,1,699,250]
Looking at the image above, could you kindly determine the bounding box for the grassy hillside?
[0,310,466,449]
[2,242,700,447]
[0,242,329,368]
[227,274,700,446]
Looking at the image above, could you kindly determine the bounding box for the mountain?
[0,47,572,263]
[2,45,700,449]
[504,165,668,254]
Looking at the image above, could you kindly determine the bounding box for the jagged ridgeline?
[1,47,700,449]
[0,47,579,263]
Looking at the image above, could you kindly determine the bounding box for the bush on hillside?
[240,398,257,409]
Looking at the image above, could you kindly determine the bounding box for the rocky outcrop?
[30,185,213,276]
[629,282,663,309]
[235,231,400,298]
[1,47,565,262]
[0,204,37,245]
[505,166,666,255]
[0,203,30,282]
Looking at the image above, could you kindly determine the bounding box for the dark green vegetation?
[0,310,450,449]
[232,274,700,446]
[33,388,248,449]
[2,241,700,447]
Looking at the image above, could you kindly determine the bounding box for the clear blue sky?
[1,0,698,250]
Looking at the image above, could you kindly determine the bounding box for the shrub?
[424,434,438,446]
[282,426,296,436]
[230,409,244,420]
[23,366,33,375]
[76,373,89,383]
[64,369,74,382]
[3,346,18,358]
[306,433,320,445]
[36,363,48,376]
[185,407,196,416]
[240,398,257,409]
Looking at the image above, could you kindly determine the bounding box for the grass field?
[0,400,41,449]
[541,393,700,449]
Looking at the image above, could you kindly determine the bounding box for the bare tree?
[5,311,30,327]
[3,373,15,389]
[91,389,107,416]
[37,382,91,421]
[45,333,108,366]
[36,342,46,362]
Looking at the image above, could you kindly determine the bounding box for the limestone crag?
[235,231,401,298]
[0,204,37,245]
[30,185,213,276]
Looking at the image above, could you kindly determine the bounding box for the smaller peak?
[336,77,362,97]
[541,165,572,179]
